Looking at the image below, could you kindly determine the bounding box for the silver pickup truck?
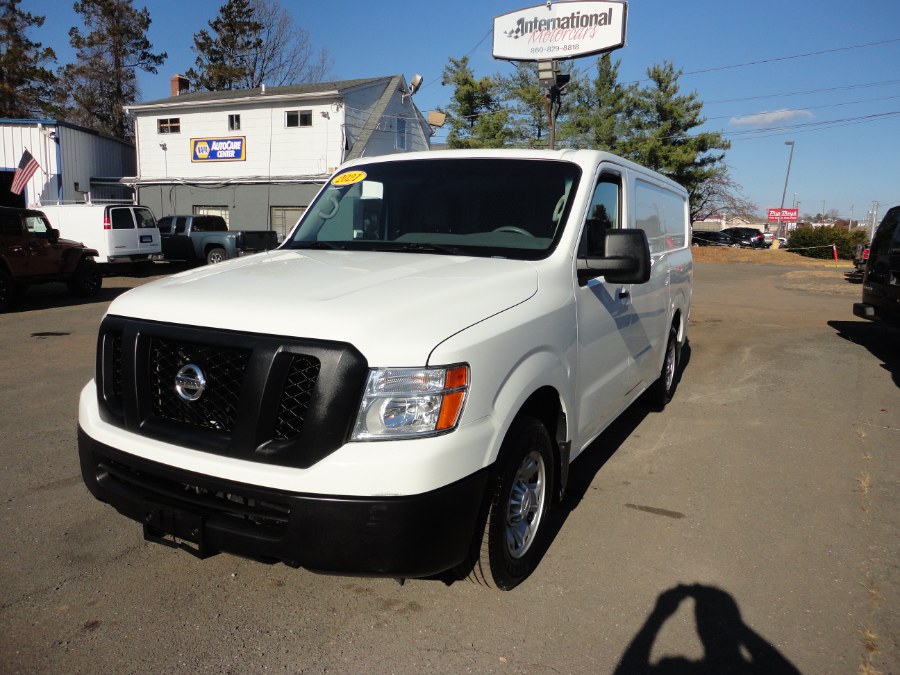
[158,214,278,264]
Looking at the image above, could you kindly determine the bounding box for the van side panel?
[628,177,689,385]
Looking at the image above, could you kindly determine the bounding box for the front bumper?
[78,427,488,577]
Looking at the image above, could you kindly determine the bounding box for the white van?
[77,149,692,590]
[36,203,163,265]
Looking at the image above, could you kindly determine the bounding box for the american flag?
[10,149,40,195]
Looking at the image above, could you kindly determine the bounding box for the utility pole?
[777,141,795,239]
[869,201,880,240]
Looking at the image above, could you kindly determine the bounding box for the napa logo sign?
[191,136,246,162]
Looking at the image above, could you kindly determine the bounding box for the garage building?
[121,74,433,241]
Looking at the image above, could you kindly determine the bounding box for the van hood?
[109,250,538,365]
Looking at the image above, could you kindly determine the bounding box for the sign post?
[493,1,628,149]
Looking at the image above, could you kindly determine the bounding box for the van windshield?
[285,158,581,260]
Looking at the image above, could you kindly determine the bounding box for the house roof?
[126,77,396,112]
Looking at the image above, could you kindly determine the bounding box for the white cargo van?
[36,203,163,265]
[77,149,692,590]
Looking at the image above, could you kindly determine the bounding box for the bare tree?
[188,0,331,92]
[690,165,758,223]
[245,0,331,87]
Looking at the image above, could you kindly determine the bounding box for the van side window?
[579,175,620,257]
[635,179,686,253]
[111,209,134,230]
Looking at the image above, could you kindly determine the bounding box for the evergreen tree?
[439,56,510,149]
[63,0,166,139]
[560,54,628,151]
[497,62,548,148]
[619,61,730,220]
[0,0,59,118]
[186,0,263,91]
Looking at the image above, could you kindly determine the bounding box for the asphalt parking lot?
[0,259,897,674]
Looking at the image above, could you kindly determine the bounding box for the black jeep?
[0,206,101,311]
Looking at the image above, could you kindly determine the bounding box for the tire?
[469,416,554,590]
[206,247,227,265]
[649,325,679,410]
[67,258,102,298]
[0,268,15,311]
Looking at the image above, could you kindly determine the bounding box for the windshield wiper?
[288,240,342,250]
[383,242,463,255]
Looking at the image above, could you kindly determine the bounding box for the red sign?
[767,208,798,222]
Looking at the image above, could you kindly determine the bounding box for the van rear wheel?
[469,416,553,590]
[649,326,679,410]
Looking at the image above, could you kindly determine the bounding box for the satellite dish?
[409,74,423,95]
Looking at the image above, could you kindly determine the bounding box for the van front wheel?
[471,416,554,590]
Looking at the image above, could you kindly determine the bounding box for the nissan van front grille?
[148,336,249,433]
[96,316,368,468]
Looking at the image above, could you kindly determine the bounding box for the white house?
[122,74,433,240]
[1,119,135,209]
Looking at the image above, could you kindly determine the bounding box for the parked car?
[0,206,101,310]
[77,149,693,590]
[692,230,739,247]
[36,203,163,265]
[721,226,768,248]
[157,214,278,264]
[853,206,900,325]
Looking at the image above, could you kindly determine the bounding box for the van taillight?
[103,214,111,230]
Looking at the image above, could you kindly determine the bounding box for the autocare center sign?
[768,208,799,222]
[493,0,627,61]
[191,137,246,162]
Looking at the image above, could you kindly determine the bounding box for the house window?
[228,114,241,131]
[285,110,312,128]
[396,117,407,150]
[158,118,180,134]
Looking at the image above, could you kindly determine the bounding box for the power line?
[706,94,900,122]
[705,78,900,105]
[680,37,900,78]
[724,110,900,140]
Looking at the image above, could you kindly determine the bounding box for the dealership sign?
[493,1,627,61]
[768,208,799,222]
[191,137,246,162]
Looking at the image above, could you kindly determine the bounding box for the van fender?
[480,347,573,489]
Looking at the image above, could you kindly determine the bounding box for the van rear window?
[135,208,157,229]
[110,209,134,230]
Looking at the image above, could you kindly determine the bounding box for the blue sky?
[22,0,900,221]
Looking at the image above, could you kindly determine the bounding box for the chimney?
[170,74,190,96]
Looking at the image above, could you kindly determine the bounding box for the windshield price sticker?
[332,171,367,186]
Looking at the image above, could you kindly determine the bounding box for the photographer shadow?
[614,584,800,675]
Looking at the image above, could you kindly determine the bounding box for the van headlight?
[351,365,469,440]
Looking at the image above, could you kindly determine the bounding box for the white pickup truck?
[77,149,693,590]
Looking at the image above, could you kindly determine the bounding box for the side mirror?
[48,227,60,242]
[577,229,651,285]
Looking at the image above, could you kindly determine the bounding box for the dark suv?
[722,227,768,248]
[0,206,102,310]
[854,206,900,325]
